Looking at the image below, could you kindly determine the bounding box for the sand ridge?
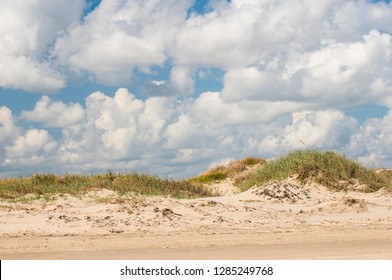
[1,176,392,259]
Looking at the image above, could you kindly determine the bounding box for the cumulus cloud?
[0,89,267,176]
[0,106,19,168]
[192,91,306,127]
[370,78,392,108]
[1,87,392,178]
[173,1,392,112]
[221,67,287,102]
[3,0,392,97]
[347,110,392,167]
[55,0,192,84]
[292,30,392,104]
[0,56,65,93]
[173,0,392,67]
[20,96,85,127]
[217,30,392,110]
[3,1,392,177]
[4,129,57,166]
[258,110,359,157]
[0,107,18,145]
[57,88,175,164]
[164,114,214,149]
[0,0,84,92]
[173,0,257,67]
[142,66,195,97]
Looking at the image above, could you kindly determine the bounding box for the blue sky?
[1,0,392,178]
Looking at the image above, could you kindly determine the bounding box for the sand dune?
[1,175,392,259]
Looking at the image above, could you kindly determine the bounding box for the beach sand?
[1,177,392,259]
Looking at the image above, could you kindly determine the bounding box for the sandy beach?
[1,176,392,259]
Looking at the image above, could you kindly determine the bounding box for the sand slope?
[1,177,392,259]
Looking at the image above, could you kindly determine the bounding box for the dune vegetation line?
[1,150,391,201]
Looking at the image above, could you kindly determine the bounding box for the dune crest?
[1,153,392,259]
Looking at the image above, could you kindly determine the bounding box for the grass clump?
[241,157,264,166]
[0,171,214,200]
[190,157,266,184]
[239,150,391,192]
[0,174,89,199]
[190,170,228,183]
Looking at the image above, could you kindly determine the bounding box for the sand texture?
[1,177,392,259]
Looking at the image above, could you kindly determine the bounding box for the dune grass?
[1,151,391,200]
[0,171,215,200]
[238,150,392,192]
[190,157,265,183]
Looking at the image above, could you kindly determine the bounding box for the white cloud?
[293,30,392,104]
[0,88,269,177]
[192,91,305,127]
[57,88,176,163]
[55,0,192,84]
[142,66,195,97]
[3,0,392,96]
[173,0,392,69]
[347,110,392,167]
[138,96,174,143]
[2,87,392,178]
[217,29,392,110]
[169,66,195,96]
[370,78,392,108]
[173,1,257,67]
[258,110,358,157]
[0,0,84,92]
[164,114,214,149]
[3,1,392,177]
[173,1,392,113]
[0,55,65,93]
[221,67,286,102]
[20,96,85,127]
[0,106,18,144]
[5,129,57,165]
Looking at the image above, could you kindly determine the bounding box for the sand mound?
[2,168,392,259]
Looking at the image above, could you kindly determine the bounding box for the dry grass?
[190,157,266,183]
[1,151,390,200]
[0,171,215,200]
[239,150,392,192]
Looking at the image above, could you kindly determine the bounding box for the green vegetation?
[190,170,228,183]
[241,157,265,166]
[1,151,390,201]
[0,171,215,200]
[239,150,392,192]
[190,157,265,183]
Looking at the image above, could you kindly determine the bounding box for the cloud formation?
[0,0,84,92]
[0,107,18,145]
[258,110,359,157]
[1,1,392,177]
[54,0,192,84]
[20,96,85,128]
[1,89,391,178]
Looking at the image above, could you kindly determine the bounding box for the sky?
[1,0,392,178]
